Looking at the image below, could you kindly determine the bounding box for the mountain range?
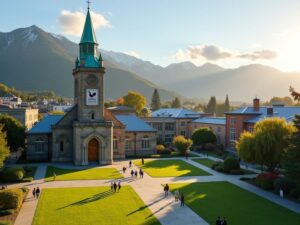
[1,25,300,103]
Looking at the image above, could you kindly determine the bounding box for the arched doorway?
[88,138,99,162]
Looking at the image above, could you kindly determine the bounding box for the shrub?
[215,165,224,172]
[223,157,240,173]
[256,172,278,190]
[230,169,244,175]
[211,161,222,169]
[157,149,171,155]
[173,136,193,156]
[155,145,165,151]
[23,166,32,173]
[204,143,216,151]
[0,168,25,182]
[0,209,15,216]
[290,187,300,199]
[0,189,24,210]
[22,177,33,183]
[0,221,12,225]
[274,177,296,194]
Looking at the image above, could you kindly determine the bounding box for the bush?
[155,145,165,151]
[0,221,12,225]
[0,189,24,210]
[290,187,300,199]
[215,165,224,172]
[0,168,25,182]
[0,209,15,216]
[274,177,296,194]
[223,157,240,173]
[204,143,216,151]
[230,169,244,175]
[173,136,193,156]
[211,161,222,169]
[256,172,278,190]
[157,149,171,155]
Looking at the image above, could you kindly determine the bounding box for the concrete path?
[7,157,300,225]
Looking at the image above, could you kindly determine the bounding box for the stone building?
[27,8,156,165]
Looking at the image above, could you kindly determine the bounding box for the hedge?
[223,157,240,173]
[256,172,278,190]
[0,168,25,182]
[0,189,24,210]
[274,177,296,194]
[290,187,300,199]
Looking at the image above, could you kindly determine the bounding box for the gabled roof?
[108,106,135,111]
[80,10,98,45]
[115,115,156,132]
[152,108,202,118]
[28,115,63,134]
[192,117,226,125]
[104,109,124,127]
[225,106,262,114]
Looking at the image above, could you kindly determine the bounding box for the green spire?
[80,9,98,45]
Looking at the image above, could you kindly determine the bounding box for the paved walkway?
[6,156,300,225]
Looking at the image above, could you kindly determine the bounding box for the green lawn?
[169,182,300,225]
[32,186,160,225]
[127,151,198,159]
[192,158,215,168]
[44,166,122,181]
[133,159,211,177]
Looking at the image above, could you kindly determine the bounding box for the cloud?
[58,10,110,36]
[175,44,277,62]
[125,51,141,58]
[239,50,277,60]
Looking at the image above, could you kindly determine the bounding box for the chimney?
[253,98,260,112]
[267,107,273,116]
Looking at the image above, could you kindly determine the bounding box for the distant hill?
[0,26,180,102]
[1,25,300,103]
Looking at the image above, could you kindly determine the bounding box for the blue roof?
[227,106,300,124]
[28,115,63,134]
[115,115,156,132]
[192,117,226,125]
[152,108,202,118]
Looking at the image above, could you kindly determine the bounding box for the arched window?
[113,136,118,151]
[60,141,64,152]
[142,135,150,149]
[125,136,131,151]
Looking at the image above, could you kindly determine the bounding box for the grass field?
[192,158,215,168]
[133,159,211,177]
[44,166,123,181]
[169,182,300,225]
[32,186,160,225]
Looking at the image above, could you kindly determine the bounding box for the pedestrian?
[164,184,169,197]
[53,171,56,181]
[216,216,221,225]
[131,170,134,177]
[36,187,40,198]
[118,181,121,192]
[129,160,132,167]
[122,166,126,174]
[141,157,144,165]
[180,193,184,206]
[174,189,179,202]
[221,217,227,225]
[185,152,188,160]
[113,182,117,192]
[111,181,114,191]
[32,187,36,198]
[140,170,144,178]
[135,170,138,178]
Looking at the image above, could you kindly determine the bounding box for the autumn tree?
[173,135,193,156]
[150,89,161,111]
[0,114,26,151]
[191,127,217,149]
[123,91,147,115]
[0,124,10,168]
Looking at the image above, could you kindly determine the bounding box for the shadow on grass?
[126,196,165,216]
[56,190,114,210]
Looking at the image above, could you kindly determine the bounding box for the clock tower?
[72,6,113,166]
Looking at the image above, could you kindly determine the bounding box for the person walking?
[131,170,134,177]
[36,187,41,198]
[111,181,114,191]
[129,160,132,167]
[180,193,184,206]
[174,189,179,202]
[221,217,227,225]
[135,170,138,178]
[140,170,144,178]
[122,166,126,174]
[141,157,144,165]
[164,184,169,197]
[216,216,222,225]
[118,181,121,192]
[32,188,36,199]
[113,182,117,192]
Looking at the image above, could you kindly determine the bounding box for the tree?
[140,108,151,117]
[0,124,10,168]
[224,94,230,112]
[236,132,256,163]
[171,97,181,108]
[205,96,217,114]
[150,89,161,111]
[191,127,217,149]
[284,114,300,185]
[173,135,193,156]
[236,118,295,172]
[0,114,26,151]
[123,91,147,115]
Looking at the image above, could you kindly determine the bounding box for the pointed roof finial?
[87,0,91,10]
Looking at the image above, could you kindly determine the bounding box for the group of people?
[216,216,227,225]
[164,184,185,207]
[32,187,41,199]
[111,180,122,192]
[130,169,144,178]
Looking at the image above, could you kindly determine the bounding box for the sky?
[2,0,300,71]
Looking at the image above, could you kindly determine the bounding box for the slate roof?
[28,115,64,134]
[108,106,135,111]
[192,117,226,125]
[115,115,156,132]
[152,108,202,118]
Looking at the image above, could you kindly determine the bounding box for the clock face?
[86,89,98,105]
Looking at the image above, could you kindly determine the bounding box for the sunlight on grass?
[133,159,211,177]
[44,166,123,181]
